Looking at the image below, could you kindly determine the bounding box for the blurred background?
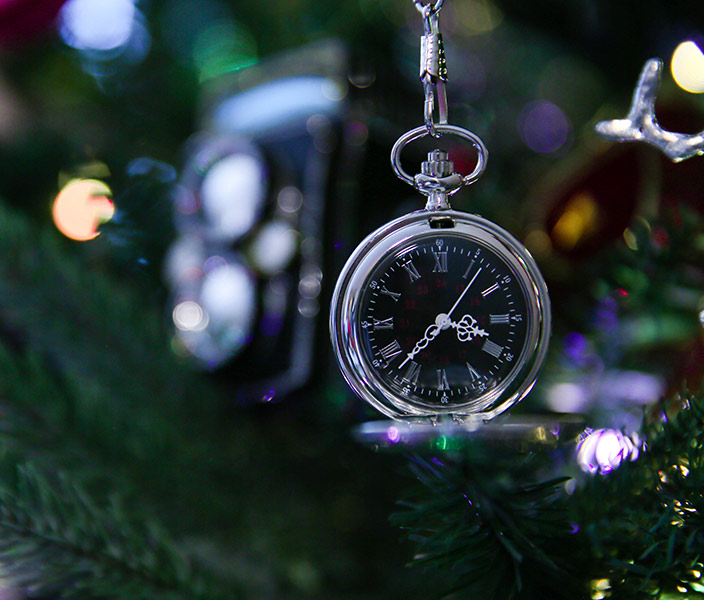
[0,0,703,598]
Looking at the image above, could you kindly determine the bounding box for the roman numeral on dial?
[402,360,421,386]
[462,260,475,280]
[489,314,510,324]
[379,286,401,302]
[436,368,449,391]
[379,339,403,361]
[481,282,500,297]
[482,339,504,359]
[432,250,448,273]
[402,261,421,282]
[466,362,482,381]
[372,317,393,330]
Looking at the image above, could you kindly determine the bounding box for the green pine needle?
[392,389,704,600]
[575,389,704,599]
[392,449,582,599]
[0,448,235,600]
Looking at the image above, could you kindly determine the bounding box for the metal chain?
[413,0,445,21]
[415,0,448,137]
[389,0,489,206]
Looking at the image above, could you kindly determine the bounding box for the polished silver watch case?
[329,208,551,422]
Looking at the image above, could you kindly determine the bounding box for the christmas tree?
[0,0,702,598]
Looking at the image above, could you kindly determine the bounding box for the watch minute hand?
[446,267,482,319]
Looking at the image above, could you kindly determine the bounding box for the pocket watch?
[329,1,550,422]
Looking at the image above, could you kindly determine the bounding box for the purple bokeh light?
[518,99,571,154]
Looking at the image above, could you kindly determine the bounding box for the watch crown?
[421,150,454,178]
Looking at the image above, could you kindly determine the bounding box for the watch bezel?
[330,209,551,422]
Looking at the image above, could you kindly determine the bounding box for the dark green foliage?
[0,202,237,598]
[575,390,704,599]
[393,390,704,600]
[0,201,428,600]
[0,448,232,600]
[392,446,583,600]
[588,207,704,355]
[0,200,219,511]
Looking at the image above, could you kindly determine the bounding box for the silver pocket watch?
[330,0,550,422]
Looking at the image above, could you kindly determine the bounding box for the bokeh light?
[452,0,503,35]
[577,428,641,474]
[192,19,257,81]
[161,0,256,80]
[546,382,588,413]
[200,152,266,242]
[60,0,136,52]
[59,0,150,73]
[52,178,115,241]
[551,192,599,251]
[249,221,298,275]
[199,262,255,336]
[592,578,611,600]
[277,186,303,214]
[163,234,205,285]
[172,259,257,367]
[523,228,552,259]
[671,40,704,93]
[173,300,208,332]
[213,77,344,135]
[518,99,571,154]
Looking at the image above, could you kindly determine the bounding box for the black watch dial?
[359,233,529,408]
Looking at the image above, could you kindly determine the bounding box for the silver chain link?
[415,0,448,136]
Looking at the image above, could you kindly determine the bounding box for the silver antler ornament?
[595,58,704,162]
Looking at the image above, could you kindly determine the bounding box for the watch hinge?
[428,216,455,229]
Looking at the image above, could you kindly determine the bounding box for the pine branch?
[0,201,213,433]
[0,202,389,598]
[0,202,230,526]
[574,389,704,599]
[0,304,275,594]
[0,448,236,600]
[392,448,585,600]
[0,202,258,593]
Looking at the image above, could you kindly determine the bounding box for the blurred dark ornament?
[528,102,704,260]
[666,336,704,396]
[57,0,151,82]
[166,40,358,405]
[0,0,66,47]
[535,146,641,258]
[99,157,177,280]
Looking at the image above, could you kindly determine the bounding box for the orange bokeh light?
[52,178,115,241]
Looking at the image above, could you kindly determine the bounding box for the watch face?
[330,210,550,420]
[359,233,528,409]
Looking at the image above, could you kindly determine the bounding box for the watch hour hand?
[450,314,488,341]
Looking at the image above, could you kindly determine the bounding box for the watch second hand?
[398,267,483,369]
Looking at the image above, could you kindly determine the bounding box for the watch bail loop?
[390,124,489,210]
